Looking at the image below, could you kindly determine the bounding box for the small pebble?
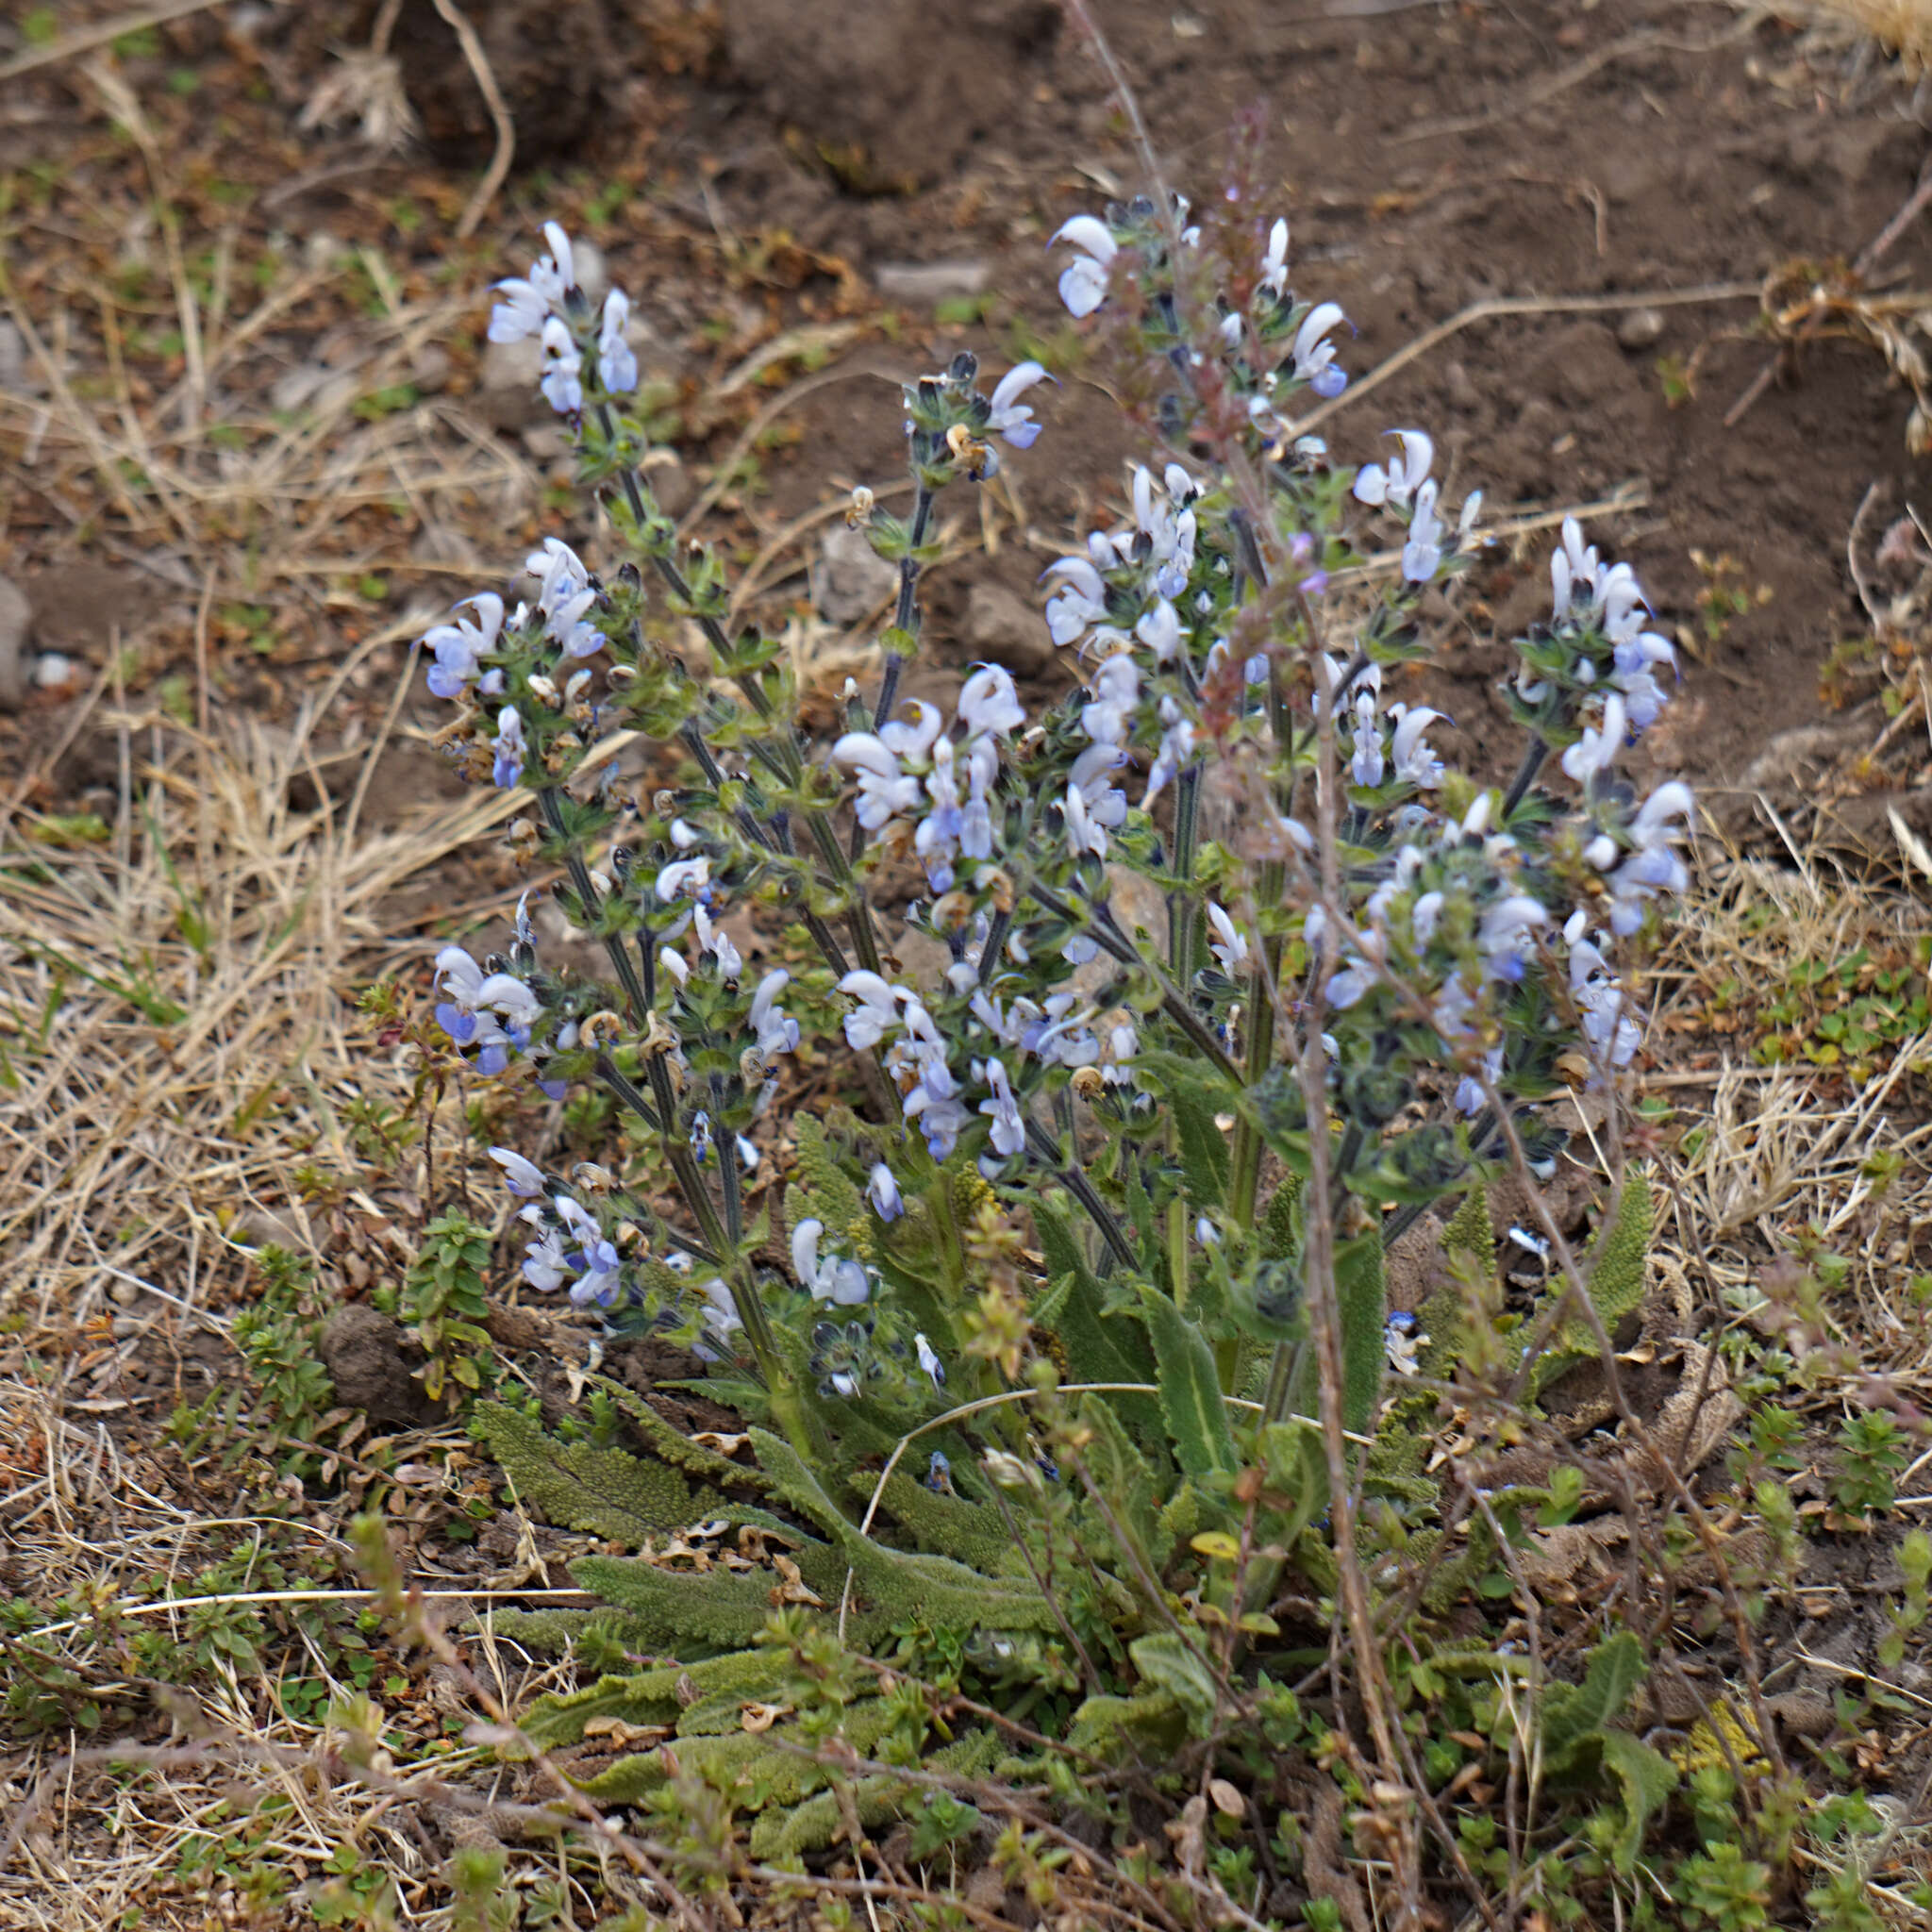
[33,651,76,690]
[1617,307,1665,352]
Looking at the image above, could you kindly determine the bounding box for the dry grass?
[0,652,523,1341]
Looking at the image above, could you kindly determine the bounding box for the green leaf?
[1138,1284,1238,1479]
[1169,1077,1231,1211]
[1594,1729,1678,1873]
[1541,1630,1647,1766]
[1128,1633,1222,1737]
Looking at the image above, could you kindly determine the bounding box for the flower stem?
[1024,1119,1136,1272]
[1502,737,1548,818]
[872,482,935,729]
[535,788,650,1024]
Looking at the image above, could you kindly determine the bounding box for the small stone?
[966,580,1056,676]
[410,341,452,393]
[814,522,899,626]
[874,260,991,305]
[520,422,570,459]
[1617,307,1665,352]
[1442,358,1481,413]
[0,575,29,708]
[32,652,75,690]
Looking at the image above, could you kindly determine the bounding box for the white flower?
[655,855,712,903]
[1390,705,1445,787]
[978,1058,1025,1158]
[1136,599,1182,663]
[423,593,505,700]
[866,1163,904,1221]
[1402,479,1444,583]
[1384,1313,1424,1376]
[1080,653,1141,748]
[1349,690,1385,789]
[833,730,924,831]
[1052,215,1118,318]
[791,1217,872,1305]
[749,969,799,1058]
[1607,781,1694,935]
[538,314,582,416]
[1142,695,1194,808]
[986,361,1050,447]
[1353,429,1434,508]
[1070,742,1129,834]
[700,1277,741,1345]
[475,972,541,1029]
[914,1331,946,1391]
[520,1214,572,1292]
[598,288,637,393]
[1043,554,1110,648]
[958,664,1025,737]
[693,906,741,980]
[1478,895,1549,980]
[838,970,910,1050]
[1563,910,1642,1071]
[490,1147,545,1196]
[1257,217,1290,300]
[1064,783,1109,858]
[1560,694,1628,787]
[488,222,578,343]
[1131,465,1198,599]
[1207,903,1248,975]
[491,706,526,789]
[1291,301,1349,399]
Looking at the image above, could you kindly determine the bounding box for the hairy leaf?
[1139,1284,1239,1479]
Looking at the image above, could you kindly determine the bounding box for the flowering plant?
[408,192,1693,1824]
[420,200,1687,1466]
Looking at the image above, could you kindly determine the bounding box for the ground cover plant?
[8,5,1932,1931]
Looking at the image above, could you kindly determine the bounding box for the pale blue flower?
[792,1218,872,1305]
[1052,215,1117,318]
[1291,301,1349,398]
[538,315,582,416]
[491,706,526,788]
[490,1147,545,1196]
[597,289,637,393]
[750,969,800,1058]
[978,1057,1024,1158]
[423,593,504,700]
[986,362,1050,447]
[1353,429,1432,509]
[866,1163,904,1221]
[914,1331,946,1391]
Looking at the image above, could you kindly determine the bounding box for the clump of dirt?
[321,1302,436,1426]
